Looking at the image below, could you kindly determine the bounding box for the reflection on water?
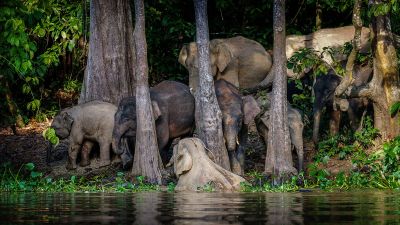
[0,191,399,224]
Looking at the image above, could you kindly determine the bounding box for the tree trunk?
[1,77,24,132]
[131,0,164,184]
[336,0,400,140]
[79,0,136,105]
[369,4,400,139]
[265,0,297,184]
[315,0,322,30]
[334,0,362,98]
[193,0,230,170]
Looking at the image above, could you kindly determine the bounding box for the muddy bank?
[0,121,345,180]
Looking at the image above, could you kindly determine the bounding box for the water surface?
[1,190,399,224]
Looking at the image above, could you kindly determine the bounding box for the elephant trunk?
[312,109,322,144]
[225,128,238,152]
[188,68,200,94]
[112,128,125,155]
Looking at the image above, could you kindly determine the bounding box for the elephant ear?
[212,42,233,73]
[178,44,188,67]
[242,95,261,125]
[174,144,193,178]
[151,101,161,120]
[62,111,74,131]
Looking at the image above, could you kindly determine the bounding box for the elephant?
[167,138,246,192]
[112,81,195,167]
[178,36,272,93]
[256,103,304,172]
[312,63,372,143]
[51,101,117,170]
[215,79,261,175]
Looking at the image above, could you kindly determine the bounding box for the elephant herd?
[51,35,372,178]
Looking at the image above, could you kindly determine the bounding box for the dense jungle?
[1,0,400,195]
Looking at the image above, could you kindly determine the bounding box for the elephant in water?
[167,138,246,192]
[178,36,272,93]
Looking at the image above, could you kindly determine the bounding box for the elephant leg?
[66,143,81,170]
[236,127,248,175]
[156,121,170,165]
[329,109,341,136]
[120,137,133,169]
[99,140,111,168]
[80,140,94,167]
[312,109,322,144]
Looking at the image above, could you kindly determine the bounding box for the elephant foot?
[231,164,243,176]
[99,160,111,168]
[66,163,77,170]
[79,159,90,167]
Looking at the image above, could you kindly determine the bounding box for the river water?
[0,190,399,224]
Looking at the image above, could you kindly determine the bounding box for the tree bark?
[131,0,164,184]
[79,0,136,105]
[193,0,230,170]
[1,77,24,132]
[336,0,400,140]
[334,0,362,98]
[265,0,297,184]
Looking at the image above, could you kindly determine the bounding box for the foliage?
[0,163,159,192]
[315,117,379,161]
[305,118,400,190]
[42,127,59,146]
[0,0,86,125]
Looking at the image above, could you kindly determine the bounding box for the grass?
[0,162,159,193]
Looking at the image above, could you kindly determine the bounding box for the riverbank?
[1,121,399,192]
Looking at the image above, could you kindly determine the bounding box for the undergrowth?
[0,163,159,193]
[241,118,400,192]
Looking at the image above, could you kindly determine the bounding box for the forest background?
[1,0,400,191]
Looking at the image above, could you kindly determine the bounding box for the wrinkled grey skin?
[312,63,372,143]
[256,102,304,172]
[112,81,195,167]
[51,101,117,170]
[215,80,261,175]
[179,36,272,94]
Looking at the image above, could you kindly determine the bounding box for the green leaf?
[390,102,400,116]
[38,28,46,37]
[30,171,42,178]
[61,31,67,39]
[25,163,35,171]
[67,40,75,51]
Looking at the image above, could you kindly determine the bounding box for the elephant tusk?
[236,137,240,145]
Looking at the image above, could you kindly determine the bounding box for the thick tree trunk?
[79,0,136,105]
[131,0,164,184]
[193,0,230,170]
[369,10,400,139]
[265,0,297,184]
[336,0,400,140]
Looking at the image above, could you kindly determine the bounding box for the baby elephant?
[112,81,195,167]
[215,80,261,175]
[51,101,117,170]
[257,103,304,172]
